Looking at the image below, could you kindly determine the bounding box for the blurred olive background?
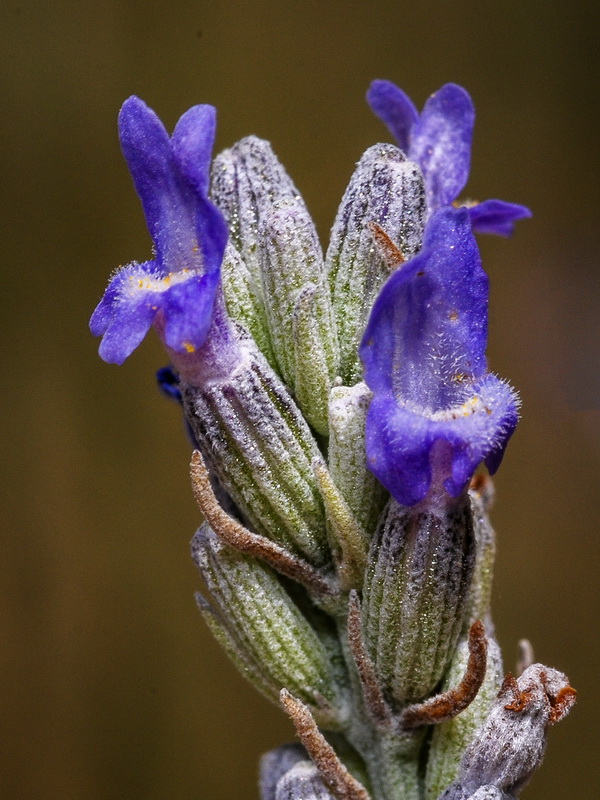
[1,1,598,798]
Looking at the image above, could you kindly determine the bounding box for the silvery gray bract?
[439,664,576,800]
[276,762,337,800]
[182,340,331,565]
[260,745,310,800]
[192,525,348,729]
[462,486,496,629]
[362,499,476,706]
[327,383,388,536]
[259,195,338,435]
[326,144,426,384]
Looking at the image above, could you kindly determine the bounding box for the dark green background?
[2,1,598,798]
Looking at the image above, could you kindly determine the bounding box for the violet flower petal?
[361,208,488,408]
[366,79,531,236]
[161,270,221,353]
[410,84,475,209]
[171,105,229,274]
[91,262,162,365]
[171,105,216,196]
[365,375,518,506]
[468,199,532,237]
[366,79,419,153]
[360,208,518,506]
[119,97,198,271]
[363,393,433,506]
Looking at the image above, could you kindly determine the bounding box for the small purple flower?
[90,96,228,364]
[366,80,531,236]
[360,207,519,507]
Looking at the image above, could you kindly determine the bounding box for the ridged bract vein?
[362,501,475,706]
[183,349,329,564]
[195,528,339,710]
[326,144,426,384]
[211,136,305,296]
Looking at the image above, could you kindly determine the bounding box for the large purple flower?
[367,80,531,236]
[90,97,228,364]
[360,207,519,507]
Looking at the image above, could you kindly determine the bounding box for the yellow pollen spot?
[449,310,459,322]
[183,341,196,354]
[460,396,480,416]
[453,198,479,209]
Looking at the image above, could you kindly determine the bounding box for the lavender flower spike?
[367,79,532,235]
[360,207,519,507]
[90,96,228,364]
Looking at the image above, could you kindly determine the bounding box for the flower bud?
[328,382,388,535]
[220,241,275,364]
[467,788,507,800]
[361,498,476,706]
[192,525,347,729]
[211,136,305,362]
[182,342,330,565]
[212,135,304,283]
[441,788,508,800]
[326,143,426,384]
[291,284,338,435]
[259,197,338,434]
[426,635,504,799]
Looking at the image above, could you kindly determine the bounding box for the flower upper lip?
[366,79,532,236]
[118,96,226,275]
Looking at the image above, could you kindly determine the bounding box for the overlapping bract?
[88,85,575,800]
[367,80,531,236]
[90,96,228,364]
[360,208,519,506]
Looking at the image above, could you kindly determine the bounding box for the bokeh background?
[2,1,598,798]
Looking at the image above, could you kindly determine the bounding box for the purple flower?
[360,207,519,507]
[90,96,228,364]
[367,80,531,236]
